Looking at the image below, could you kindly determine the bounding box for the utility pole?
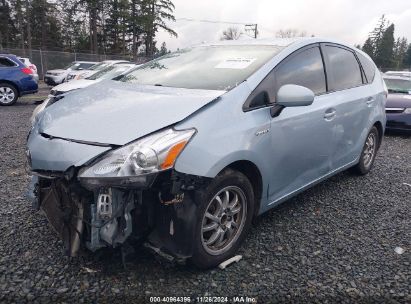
[245,24,258,39]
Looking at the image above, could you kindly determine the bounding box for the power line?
[175,17,250,26]
[175,18,260,38]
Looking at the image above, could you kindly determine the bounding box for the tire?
[191,169,254,269]
[0,83,18,106]
[351,126,379,175]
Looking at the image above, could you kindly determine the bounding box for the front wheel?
[0,83,18,106]
[351,126,380,175]
[191,169,254,269]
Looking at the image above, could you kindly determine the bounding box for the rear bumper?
[19,78,38,96]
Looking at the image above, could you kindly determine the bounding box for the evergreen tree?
[0,0,16,48]
[370,15,388,52]
[0,0,177,57]
[374,24,395,68]
[141,0,177,56]
[362,38,375,59]
[403,44,411,68]
[393,38,408,69]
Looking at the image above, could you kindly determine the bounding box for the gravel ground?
[0,102,410,303]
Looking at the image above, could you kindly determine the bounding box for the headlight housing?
[78,128,196,187]
[404,108,411,114]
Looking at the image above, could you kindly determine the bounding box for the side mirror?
[276,84,315,107]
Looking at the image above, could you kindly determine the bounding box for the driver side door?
[265,45,336,206]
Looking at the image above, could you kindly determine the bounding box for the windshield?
[384,78,411,94]
[121,45,283,90]
[89,62,109,71]
[86,65,132,80]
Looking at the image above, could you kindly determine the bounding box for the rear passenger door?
[321,44,372,170]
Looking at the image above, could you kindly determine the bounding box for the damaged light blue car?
[27,38,386,269]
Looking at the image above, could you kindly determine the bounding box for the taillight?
[21,67,33,75]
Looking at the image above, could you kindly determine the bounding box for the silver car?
[27,38,386,268]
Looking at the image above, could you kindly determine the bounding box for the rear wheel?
[0,83,18,106]
[191,169,254,269]
[351,126,379,175]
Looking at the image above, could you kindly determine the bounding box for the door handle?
[324,109,336,120]
[365,96,375,105]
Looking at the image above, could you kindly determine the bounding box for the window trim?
[355,51,376,84]
[320,43,366,93]
[243,43,327,112]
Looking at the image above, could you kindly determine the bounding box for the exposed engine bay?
[31,170,209,259]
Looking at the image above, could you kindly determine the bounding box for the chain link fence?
[0,48,151,79]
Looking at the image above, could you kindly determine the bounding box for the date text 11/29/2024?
[149,296,257,303]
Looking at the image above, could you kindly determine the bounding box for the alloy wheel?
[363,132,377,168]
[0,87,16,105]
[201,186,247,255]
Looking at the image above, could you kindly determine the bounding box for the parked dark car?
[0,54,38,106]
[384,76,411,132]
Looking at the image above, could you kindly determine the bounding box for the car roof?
[386,70,411,74]
[0,54,17,58]
[102,60,129,64]
[383,75,411,81]
[74,61,98,64]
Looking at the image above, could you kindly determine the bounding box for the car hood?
[386,93,411,108]
[36,80,225,146]
[69,70,92,76]
[52,79,95,93]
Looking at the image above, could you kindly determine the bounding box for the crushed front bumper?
[30,170,209,260]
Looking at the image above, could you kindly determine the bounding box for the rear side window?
[324,46,363,91]
[0,57,16,67]
[274,46,326,95]
[356,52,376,83]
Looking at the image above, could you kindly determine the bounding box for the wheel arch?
[219,160,263,218]
[0,80,20,96]
[373,120,384,149]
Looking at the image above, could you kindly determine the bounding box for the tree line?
[361,15,411,70]
[0,0,177,58]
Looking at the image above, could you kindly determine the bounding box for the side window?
[356,52,376,83]
[275,46,326,95]
[324,46,363,91]
[0,57,16,67]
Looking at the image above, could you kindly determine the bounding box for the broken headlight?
[78,128,196,187]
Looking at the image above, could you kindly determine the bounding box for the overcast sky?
[157,0,411,51]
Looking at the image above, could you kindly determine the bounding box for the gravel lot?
[0,100,410,303]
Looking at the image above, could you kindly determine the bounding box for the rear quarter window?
[0,57,17,67]
[356,52,376,83]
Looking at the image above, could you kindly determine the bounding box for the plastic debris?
[394,247,405,255]
[218,255,242,269]
[82,267,98,273]
[403,183,411,188]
